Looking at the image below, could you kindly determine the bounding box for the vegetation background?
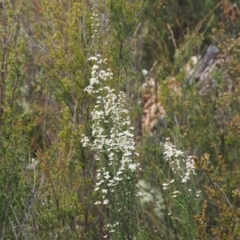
[1,0,240,239]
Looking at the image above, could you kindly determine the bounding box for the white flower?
[116,170,122,176]
[81,136,89,147]
[142,69,148,76]
[163,139,195,184]
[88,56,98,61]
[94,187,100,191]
[129,163,137,171]
[102,189,108,193]
[196,190,201,197]
[95,180,104,187]
[103,172,111,179]
[136,192,143,197]
[181,177,188,183]
[103,199,109,205]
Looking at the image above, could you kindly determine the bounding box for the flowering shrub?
[162,139,201,239]
[82,53,140,239]
[81,10,140,239]
[163,139,196,184]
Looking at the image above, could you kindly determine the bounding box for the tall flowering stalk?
[81,10,140,240]
[163,138,201,239]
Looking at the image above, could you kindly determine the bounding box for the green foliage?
[137,1,240,239]
[2,0,240,239]
[0,3,33,238]
[0,0,144,239]
[142,0,220,72]
[0,116,30,238]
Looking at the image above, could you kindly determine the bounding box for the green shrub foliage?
[1,0,240,239]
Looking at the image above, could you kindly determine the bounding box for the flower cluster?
[81,41,140,240]
[162,138,201,237]
[84,55,111,94]
[90,10,100,45]
[83,54,139,200]
[162,138,201,198]
[82,53,140,237]
[81,8,140,238]
[163,138,196,184]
